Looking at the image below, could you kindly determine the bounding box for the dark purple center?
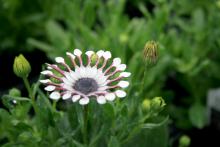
[73,78,98,94]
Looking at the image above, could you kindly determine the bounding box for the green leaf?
[142,116,169,129]
[103,103,115,120]
[89,125,108,147]
[108,136,120,147]
[189,104,207,129]
[27,38,54,52]
[45,20,70,49]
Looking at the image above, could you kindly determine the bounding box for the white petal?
[112,58,121,66]
[63,84,73,91]
[95,69,106,85]
[72,95,81,102]
[62,78,73,86]
[55,57,65,63]
[74,49,82,56]
[39,79,51,83]
[79,67,87,78]
[99,80,108,87]
[47,64,58,70]
[103,51,111,59]
[117,64,126,71]
[97,96,106,104]
[97,50,104,57]
[47,66,53,70]
[105,93,116,101]
[98,86,108,91]
[64,72,75,82]
[79,97,90,105]
[70,71,79,81]
[74,67,82,78]
[62,93,72,100]
[115,90,126,98]
[118,81,129,88]
[120,72,131,77]
[49,91,61,100]
[87,67,98,78]
[66,52,76,59]
[85,50,94,57]
[44,85,56,91]
[41,70,53,75]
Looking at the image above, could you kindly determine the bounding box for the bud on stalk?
[13,54,31,78]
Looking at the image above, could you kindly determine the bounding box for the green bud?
[142,99,151,112]
[9,88,21,97]
[119,33,128,44]
[217,0,220,8]
[179,135,191,147]
[143,40,158,64]
[13,54,31,78]
[151,97,166,112]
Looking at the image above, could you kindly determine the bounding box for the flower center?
[73,78,98,95]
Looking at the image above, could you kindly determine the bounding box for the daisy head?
[40,49,131,105]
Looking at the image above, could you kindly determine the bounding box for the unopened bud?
[119,34,128,44]
[142,99,151,112]
[151,97,166,112]
[13,54,31,78]
[9,88,21,97]
[143,40,158,64]
[179,135,191,147]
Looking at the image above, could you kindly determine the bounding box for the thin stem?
[141,64,148,97]
[52,101,57,110]
[83,105,89,146]
[23,77,37,113]
[121,113,151,144]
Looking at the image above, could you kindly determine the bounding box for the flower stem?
[83,105,89,145]
[23,77,37,113]
[52,101,57,110]
[141,64,148,97]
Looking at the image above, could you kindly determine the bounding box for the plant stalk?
[23,77,37,113]
[83,105,89,146]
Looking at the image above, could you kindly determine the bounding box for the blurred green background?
[1,0,220,146]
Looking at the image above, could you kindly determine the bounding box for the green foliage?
[0,87,167,146]
[1,0,220,146]
[189,103,207,129]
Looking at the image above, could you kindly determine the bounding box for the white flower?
[40,49,131,105]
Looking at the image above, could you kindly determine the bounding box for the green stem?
[83,105,89,146]
[23,77,37,113]
[141,64,148,97]
[52,101,57,110]
[121,113,151,144]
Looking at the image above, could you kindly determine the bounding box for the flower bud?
[143,40,158,64]
[179,135,191,147]
[151,97,166,112]
[9,88,21,97]
[13,54,31,78]
[119,33,128,44]
[142,99,151,112]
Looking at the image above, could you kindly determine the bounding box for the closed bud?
[13,54,31,78]
[9,88,21,97]
[143,40,158,64]
[119,33,128,44]
[142,99,151,112]
[179,135,191,147]
[151,97,166,112]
